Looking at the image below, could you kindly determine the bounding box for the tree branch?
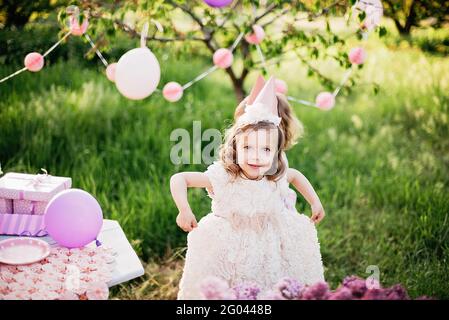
[112,19,206,42]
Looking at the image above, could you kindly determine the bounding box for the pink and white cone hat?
[237,76,281,126]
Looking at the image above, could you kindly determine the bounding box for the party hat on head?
[247,74,265,105]
[237,75,281,126]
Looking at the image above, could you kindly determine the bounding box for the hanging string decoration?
[0,1,383,111]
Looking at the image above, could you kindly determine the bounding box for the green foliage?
[0,32,448,298]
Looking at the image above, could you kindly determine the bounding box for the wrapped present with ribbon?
[0,198,13,214]
[0,171,71,202]
[0,170,71,235]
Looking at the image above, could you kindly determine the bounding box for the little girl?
[170,77,325,299]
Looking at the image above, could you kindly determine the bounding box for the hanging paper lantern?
[115,47,161,100]
[163,82,184,102]
[213,48,233,69]
[349,47,366,65]
[204,0,233,8]
[275,79,288,94]
[69,15,89,36]
[315,92,335,110]
[24,52,44,72]
[106,63,117,82]
[245,25,265,45]
[353,0,383,32]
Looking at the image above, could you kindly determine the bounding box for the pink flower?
[384,284,409,300]
[274,277,304,299]
[342,275,368,298]
[200,276,234,300]
[349,47,366,65]
[232,282,261,300]
[328,286,354,300]
[301,282,330,300]
[362,288,388,300]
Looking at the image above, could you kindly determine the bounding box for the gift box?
[0,172,71,236]
[13,200,47,215]
[0,213,47,236]
[0,198,13,214]
[0,172,71,202]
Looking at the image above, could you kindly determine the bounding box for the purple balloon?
[204,0,233,8]
[45,189,103,249]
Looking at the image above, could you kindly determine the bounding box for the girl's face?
[236,128,279,179]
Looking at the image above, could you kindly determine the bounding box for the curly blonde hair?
[234,93,304,150]
[219,121,286,182]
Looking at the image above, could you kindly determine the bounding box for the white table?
[0,219,145,287]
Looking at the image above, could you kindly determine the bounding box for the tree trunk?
[232,81,246,103]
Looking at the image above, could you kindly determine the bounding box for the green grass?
[0,33,448,299]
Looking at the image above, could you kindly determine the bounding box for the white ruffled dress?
[177,160,325,299]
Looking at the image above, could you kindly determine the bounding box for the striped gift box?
[0,213,47,236]
[0,198,13,214]
[0,172,71,236]
[13,200,47,215]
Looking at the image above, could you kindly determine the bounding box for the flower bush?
[199,275,433,300]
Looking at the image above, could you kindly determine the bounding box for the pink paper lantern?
[204,0,233,8]
[163,82,184,102]
[245,25,265,45]
[213,48,233,69]
[349,47,366,65]
[24,52,44,72]
[69,16,89,36]
[275,79,288,94]
[106,63,117,82]
[315,92,335,110]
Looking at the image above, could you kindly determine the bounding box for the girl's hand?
[310,202,325,224]
[176,210,198,232]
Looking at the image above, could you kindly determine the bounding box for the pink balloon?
[349,47,366,65]
[45,189,103,249]
[69,16,89,36]
[315,92,335,110]
[245,25,265,45]
[163,82,183,102]
[213,48,233,69]
[275,79,288,94]
[106,63,117,82]
[24,52,44,72]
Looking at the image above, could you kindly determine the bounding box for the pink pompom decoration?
[163,82,184,102]
[213,48,233,69]
[275,79,288,94]
[24,52,44,72]
[315,92,335,110]
[70,16,89,36]
[106,63,117,82]
[349,47,366,65]
[245,25,265,45]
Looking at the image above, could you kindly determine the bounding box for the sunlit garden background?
[0,1,448,299]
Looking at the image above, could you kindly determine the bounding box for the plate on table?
[0,238,51,265]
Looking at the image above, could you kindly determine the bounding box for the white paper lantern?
[115,47,160,100]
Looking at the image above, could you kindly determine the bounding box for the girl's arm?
[170,172,212,232]
[286,168,325,224]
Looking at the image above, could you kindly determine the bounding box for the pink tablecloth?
[0,245,116,300]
